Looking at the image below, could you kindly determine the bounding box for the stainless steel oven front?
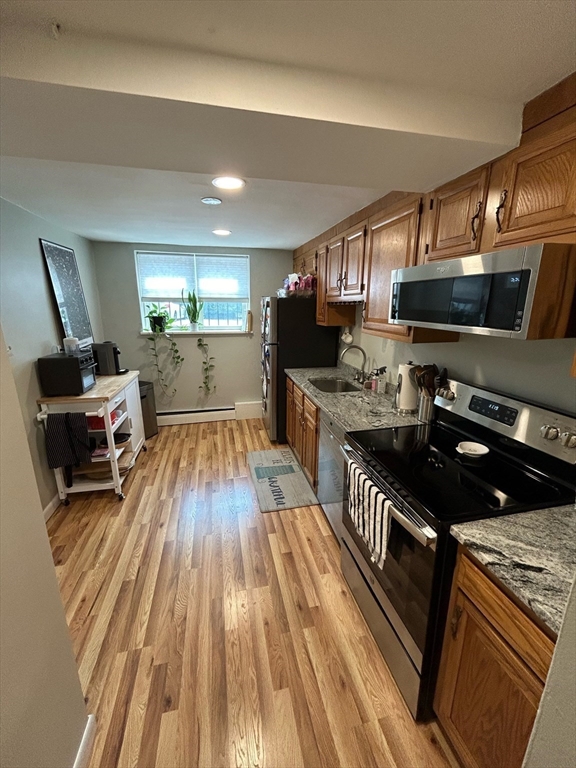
[339,442,441,719]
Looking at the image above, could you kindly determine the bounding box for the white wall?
[342,306,576,413]
[0,327,88,768]
[523,576,576,768]
[92,241,292,413]
[0,199,104,510]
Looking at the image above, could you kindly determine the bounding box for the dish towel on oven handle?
[348,460,391,570]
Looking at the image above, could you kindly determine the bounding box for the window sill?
[139,330,254,338]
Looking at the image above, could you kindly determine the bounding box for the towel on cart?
[348,459,391,569]
[45,412,92,473]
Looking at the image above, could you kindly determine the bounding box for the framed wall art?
[40,239,94,347]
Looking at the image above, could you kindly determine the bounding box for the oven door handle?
[339,444,353,463]
[388,503,437,548]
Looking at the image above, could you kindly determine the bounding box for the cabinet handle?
[470,201,482,241]
[362,301,367,323]
[336,273,343,291]
[342,270,348,289]
[450,604,463,639]
[495,189,508,233]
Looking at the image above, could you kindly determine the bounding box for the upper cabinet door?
[364,197,422,338]
[315,245,328,324]
[326,237,344,298]
[342,224,367,298]
[426,166,490,261]
[293,247,316,275]
[493,123,576,246]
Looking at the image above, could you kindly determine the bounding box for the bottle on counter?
[364,367,387,393]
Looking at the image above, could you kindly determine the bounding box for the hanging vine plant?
[148,330,184,397]
[197,337,216,394]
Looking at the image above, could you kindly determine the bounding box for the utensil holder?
[418,394,434,423]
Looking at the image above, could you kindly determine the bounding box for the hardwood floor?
[48,419,456,768]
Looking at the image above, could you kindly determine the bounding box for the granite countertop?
[285,365,420,432]
[452,504,576,634]
[286,366,575,635]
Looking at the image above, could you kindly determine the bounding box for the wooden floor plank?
[47,419,456,768]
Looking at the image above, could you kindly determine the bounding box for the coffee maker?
[91,341,128,375]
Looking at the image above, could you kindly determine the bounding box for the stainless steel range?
[340,380,575,721]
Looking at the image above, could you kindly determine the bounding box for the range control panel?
[435,380,576,464]
[468,395,518,426]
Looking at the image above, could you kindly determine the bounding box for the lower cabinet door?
[302,398,319,489]
[286,387,294,448]
[435,589,543,768]
[293,390,304,462]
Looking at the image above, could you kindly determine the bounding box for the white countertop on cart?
[37,370,140,404]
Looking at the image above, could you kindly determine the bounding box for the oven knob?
[439,387,455,401]
[540,425,559,440]
[560,432,576,448]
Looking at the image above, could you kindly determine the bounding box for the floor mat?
[247,448,318,512]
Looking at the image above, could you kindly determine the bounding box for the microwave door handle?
[388,503,437,548]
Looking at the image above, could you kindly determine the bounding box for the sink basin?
[309,378,361,393]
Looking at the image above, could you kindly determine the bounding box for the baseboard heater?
[157,406,236,426]
[157,407,234,416]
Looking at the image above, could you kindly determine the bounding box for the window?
[136,251,250,332]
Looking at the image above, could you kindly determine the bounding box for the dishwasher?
[316,410,346,541]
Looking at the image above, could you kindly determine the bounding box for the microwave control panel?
[468,395,518,426]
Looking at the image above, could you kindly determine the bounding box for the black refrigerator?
[261,296,339,442]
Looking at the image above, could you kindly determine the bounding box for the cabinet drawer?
[303,396,318,421]
[458,555,554,681]
[286,377,293,394]
[107,390,127,413]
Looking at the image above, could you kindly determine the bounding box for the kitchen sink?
[309,378,361,393]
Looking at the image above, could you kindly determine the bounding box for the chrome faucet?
[340,344,368,383]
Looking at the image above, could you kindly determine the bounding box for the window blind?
[136,252,249,301]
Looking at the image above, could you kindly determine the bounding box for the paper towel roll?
[396,363,419,412]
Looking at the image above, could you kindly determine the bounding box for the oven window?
[81,368,96,391]
[344,510,435,654]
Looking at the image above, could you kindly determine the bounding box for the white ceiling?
[2,0,575,100]
[0,1,574,249]
[0,158,386,248]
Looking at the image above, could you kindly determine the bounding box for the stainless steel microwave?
[389,244,575,339]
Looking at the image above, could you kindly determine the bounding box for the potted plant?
[181,289,203,331]
[145,303,172,333]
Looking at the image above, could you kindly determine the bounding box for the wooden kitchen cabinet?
[286,377,295,447]
[325,222,367,301]
[293,247,316,276]
[364,196,422,339]
[302,396,320,489]
[326,237,344,298]
[424,166,490,261]
[493,121,576,246]
[286,382,319,490]
[342,222,367,298]
[316,245,357,327]
[363,195,458,343]
[435,550,554,768]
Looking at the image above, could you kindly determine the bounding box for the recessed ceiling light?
[212,229,231,236]
[201,196,222,205]
[212,176,245,190]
